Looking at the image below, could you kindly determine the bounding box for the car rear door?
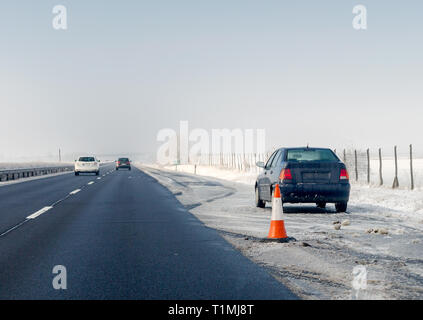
[258,151,276,200]
[268,149,283,186]
[259,150,282,201]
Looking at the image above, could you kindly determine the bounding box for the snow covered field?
[139,163,423,299]
[0,162,72,170]
[364,158,423,190]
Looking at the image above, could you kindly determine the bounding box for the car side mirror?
[256,161,265,168]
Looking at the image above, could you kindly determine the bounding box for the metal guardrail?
[0,166,74,182]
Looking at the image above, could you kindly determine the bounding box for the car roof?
[278,147,333,151]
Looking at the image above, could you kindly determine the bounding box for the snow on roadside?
[139,163,423,300]
[150,163,423,224]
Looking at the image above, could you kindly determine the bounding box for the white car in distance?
[74,156,100,176]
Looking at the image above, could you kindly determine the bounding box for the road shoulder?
[138,164,423,300]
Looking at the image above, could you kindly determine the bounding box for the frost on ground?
[138,163,423,300]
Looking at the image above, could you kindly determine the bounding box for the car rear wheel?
[74,172,79,176]
[335,201,348,213]
[96,171,100,176]
[316,202,326,209]
[255,187,265,208]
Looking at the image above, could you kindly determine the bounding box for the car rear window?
[119,158,129,161]
[286,149,338,162]
[79,157,95,162]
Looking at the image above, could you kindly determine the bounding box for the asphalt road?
[0,163,296,299]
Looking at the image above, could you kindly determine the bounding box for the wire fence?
[334,145,420,190]
[187,152,272,174]
[186,145,421,190]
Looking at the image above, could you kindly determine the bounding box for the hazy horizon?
[1,1,422,162]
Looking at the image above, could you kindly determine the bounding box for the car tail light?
[279,168,292,181]
[340,168,349,180]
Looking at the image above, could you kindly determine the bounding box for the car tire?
[255,187,265,208]
[129,167,131,171]
[96,171,100,176]
[316,202,326,209]
[75,172,79,176]
[116,168,119,170]
[335,201,348,213]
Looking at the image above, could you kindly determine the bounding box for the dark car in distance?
[255,147,350,212]
[116,158,131,170]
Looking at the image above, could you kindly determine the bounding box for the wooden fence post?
[410,144,414,190]
[367,148,370,184]
[354,150,358,181]
[392,145,399,189]
[378,148,383,186]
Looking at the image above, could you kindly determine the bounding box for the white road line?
[0,220,29,237]
[88,181,94,185]
[97,177,101,180]
[26,206,53,220]
[69,189,81,195]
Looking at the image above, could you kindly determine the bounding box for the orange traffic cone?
[268,184,288,239]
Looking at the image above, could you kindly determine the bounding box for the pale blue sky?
[0,1,422,160]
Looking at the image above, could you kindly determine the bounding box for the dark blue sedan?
[255,147,350,212]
